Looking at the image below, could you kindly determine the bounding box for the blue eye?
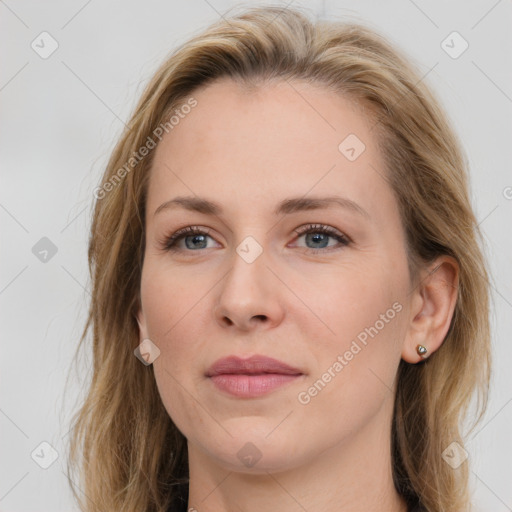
[160,224,350,253]
[161,226,214,251]
[293,224,350,253]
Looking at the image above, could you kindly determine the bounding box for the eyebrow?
[154,195,370,220]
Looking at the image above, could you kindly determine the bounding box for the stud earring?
[416,344,428,358]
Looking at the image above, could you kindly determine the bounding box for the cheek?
[140,263,206,404]
[140,261,208,340]
[296,264,406,411]
[302,261,400,343]
[140,266,208,435]
[295,310,404,444]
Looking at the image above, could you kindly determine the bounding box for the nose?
[213,244,285,332]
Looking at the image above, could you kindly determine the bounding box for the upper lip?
[206,355,303,377]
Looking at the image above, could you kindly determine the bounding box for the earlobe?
[402,256,459,363]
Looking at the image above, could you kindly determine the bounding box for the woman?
[67,5,491,512]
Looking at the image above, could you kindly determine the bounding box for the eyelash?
[159,223,351,254]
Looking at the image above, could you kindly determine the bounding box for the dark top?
[173,497,426,512]
[170,480,426,512]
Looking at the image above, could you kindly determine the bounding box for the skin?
[136,77,459,512]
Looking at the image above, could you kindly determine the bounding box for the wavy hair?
[66,4,491,511]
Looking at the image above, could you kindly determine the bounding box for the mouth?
[205,355,304,398]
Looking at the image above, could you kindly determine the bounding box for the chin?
[200,429,303,474]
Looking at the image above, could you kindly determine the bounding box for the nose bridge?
[214,231,283,329]
[225,232,269,298]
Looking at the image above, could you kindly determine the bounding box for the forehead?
[147,77,393,222]
[156,77,375,159]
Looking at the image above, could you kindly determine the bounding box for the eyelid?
[290,223,351,253]
[157,225,215,252]
[293,223,351,243]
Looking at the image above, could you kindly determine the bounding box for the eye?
[291,223,350,253]
[159,226,216,252]
[159,223,351,254]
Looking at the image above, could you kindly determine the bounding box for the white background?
[1,1,511,511]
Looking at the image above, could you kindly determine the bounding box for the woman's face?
[138,78,414,472]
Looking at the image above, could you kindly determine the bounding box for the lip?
[206,355,304,398]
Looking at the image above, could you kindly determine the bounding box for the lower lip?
[208,373,302,398]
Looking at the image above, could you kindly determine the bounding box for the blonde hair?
[66,5,491,511]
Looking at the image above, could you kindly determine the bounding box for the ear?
[402,255,459,363]
[135,306,149,341]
